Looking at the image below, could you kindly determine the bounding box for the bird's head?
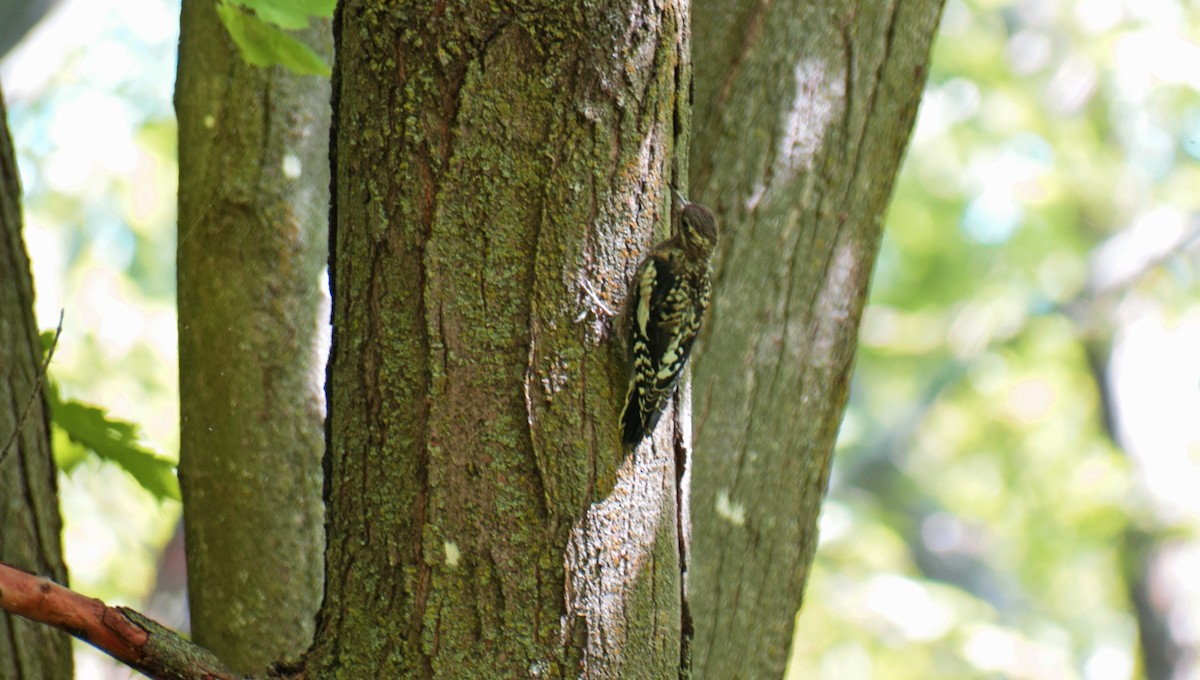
[679,202,717,258]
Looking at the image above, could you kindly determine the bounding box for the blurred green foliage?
[216,0,332,76]
[15,329,181,502]
[4,0,183,630]
[48,387,181,502]
[789,1,1200,679]
[6,0,1200,677]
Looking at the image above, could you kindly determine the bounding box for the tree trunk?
[3,1,948,676]
[304,1,691,677]
[175,1,331,673]
[687,0,945,676]
[0,84,73,680]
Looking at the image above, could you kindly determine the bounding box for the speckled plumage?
[620,200,717,448]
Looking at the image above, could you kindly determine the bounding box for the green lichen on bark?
[309,2,691,677]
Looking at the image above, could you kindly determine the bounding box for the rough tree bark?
[687,0,945,676]
[303,1,692,677]
[2,0,950,676]
[175,0,331,673]
[0,84,73,680]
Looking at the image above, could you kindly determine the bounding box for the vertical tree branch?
[175,2,331,672]
[687,0,945,675]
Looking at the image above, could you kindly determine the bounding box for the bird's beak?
[672,189,688,209]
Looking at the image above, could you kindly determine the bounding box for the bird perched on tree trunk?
[620,193,718,448]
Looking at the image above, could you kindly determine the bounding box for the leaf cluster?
[216,0,335,76]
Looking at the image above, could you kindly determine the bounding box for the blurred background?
[2,0,183,677]
[2,0,1199,678]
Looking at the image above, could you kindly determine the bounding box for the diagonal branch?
[0,561,240,680]
[0,309,63,465]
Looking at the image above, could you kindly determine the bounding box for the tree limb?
[0,561,240,680]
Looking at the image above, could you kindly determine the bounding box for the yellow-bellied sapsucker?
[620,196,718,448]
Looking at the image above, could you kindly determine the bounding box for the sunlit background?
[3,0,1200,678]
[2,0,182,677]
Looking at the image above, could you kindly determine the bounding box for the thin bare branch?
[0,309,63,465]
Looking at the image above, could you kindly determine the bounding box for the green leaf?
[217,1,331,76]
[227,0,335,29]
[48,387,180,502]
[51,427,87,473]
